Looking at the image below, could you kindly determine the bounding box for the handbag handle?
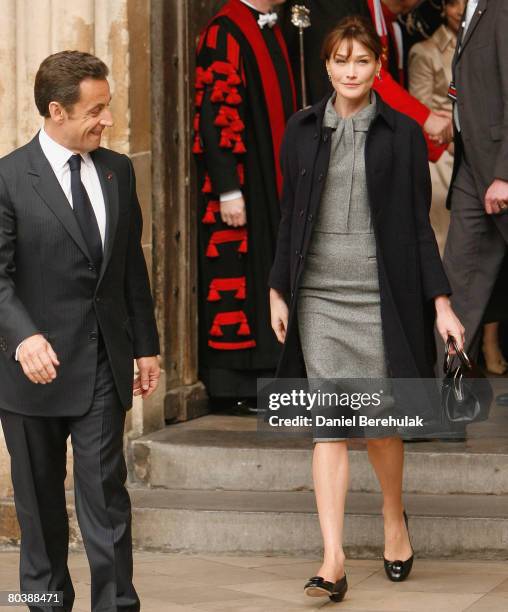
[443,336,472,375]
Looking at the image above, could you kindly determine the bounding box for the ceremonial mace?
[291,5,311,109]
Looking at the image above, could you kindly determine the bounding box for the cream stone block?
[95,0,130,153]
[0,0,17,154]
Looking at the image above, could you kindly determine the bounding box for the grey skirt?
[298,232,393,441]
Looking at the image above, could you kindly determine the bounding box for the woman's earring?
[376,71,382,81]
[327,72,332,81]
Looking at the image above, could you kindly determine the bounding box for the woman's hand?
[435,295,465,352]
[270,288,289,344]
[220,197,246,227]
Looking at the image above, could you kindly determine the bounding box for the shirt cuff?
[220,190,242,203]
[15,341,24,361]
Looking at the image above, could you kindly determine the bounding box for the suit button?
[300,168,306,176]
[295,249,299,255]
[308,214,313,222]
[323,133,329,142]
[318,173,324,182]
[95,296,101,303]
[299,209,304,216]
[88,263,96,272]
[89,332,98,341]
[313,132,318,139]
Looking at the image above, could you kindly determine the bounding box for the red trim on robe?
[209,339,256,349]
[207,276,246,301]
[217,0,296,196]
[209,310,253,338]
[207,25,219,50]
[206,228,248,257]
[227,33,241,70]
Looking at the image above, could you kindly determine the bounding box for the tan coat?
[409,25,457,255]
[409,25,456,114]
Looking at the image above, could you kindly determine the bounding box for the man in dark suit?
[440,0,508,364]
[0,51,160,611]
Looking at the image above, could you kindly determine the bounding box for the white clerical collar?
[39,126,93,170]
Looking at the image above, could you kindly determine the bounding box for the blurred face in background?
[326,38,380,105]
[444,0,466,34]
[382,0,423,15]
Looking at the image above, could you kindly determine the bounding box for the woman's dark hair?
[34,50,109,117]
[321,15,383,61]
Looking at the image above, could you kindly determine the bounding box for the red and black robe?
[193,0,296,397]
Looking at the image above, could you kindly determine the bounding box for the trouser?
[0,340,139,612]
[441,157,508,360]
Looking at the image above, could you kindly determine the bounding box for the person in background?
[193,0,296,404]
[410,0,507,375]
[408,0,464,254]
[280,0,452,162]
[438,0,508,388]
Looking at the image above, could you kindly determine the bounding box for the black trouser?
[0,341,139,612]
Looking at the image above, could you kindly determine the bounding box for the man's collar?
[39,126,93,169]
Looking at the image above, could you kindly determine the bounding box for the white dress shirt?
[38,127,106,246]
[15,128,107,360]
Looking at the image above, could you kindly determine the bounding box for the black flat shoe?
[383,510,414,582]
[304,574,348,602]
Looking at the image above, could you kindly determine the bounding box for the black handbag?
[441,337,493,425]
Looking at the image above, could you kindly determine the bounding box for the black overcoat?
[268,93,451,381]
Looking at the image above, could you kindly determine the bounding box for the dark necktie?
[68,154,103,270]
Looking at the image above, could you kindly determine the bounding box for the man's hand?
[484,179,508,215]
[424,111,453,146]
[18,334,60,384]
[220,197,246,227]
[133,356,161,399]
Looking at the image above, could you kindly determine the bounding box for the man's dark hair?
[34,50,109,117]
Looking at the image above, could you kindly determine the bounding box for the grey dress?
[297,94,391,439]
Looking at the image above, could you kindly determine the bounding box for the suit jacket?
[408,25,456,114]
[0,135,160,416]
[447,0,508,207]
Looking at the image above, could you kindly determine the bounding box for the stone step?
[129,415,508,495]
[2,489,507,559]
[127,488,508,559]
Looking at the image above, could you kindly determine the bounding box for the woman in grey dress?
[269,16,465,603]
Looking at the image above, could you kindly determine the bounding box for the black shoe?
[383,510,414,582]
[304,574,348,602]
[496,393,508,406]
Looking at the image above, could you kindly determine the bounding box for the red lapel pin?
[107,172,113,180]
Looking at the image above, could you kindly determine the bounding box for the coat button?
[299,209,304,216]
[300,168,306,176]
[95,296,101,303]
[318,173,324,182]
[308,214,313,222]
[323,133,329,142]
[295,249,299,255]
[89,332,98,341]
[88,263,96,272]
[313,132,318,139]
